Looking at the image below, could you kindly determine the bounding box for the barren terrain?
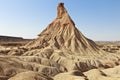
[0,3,120,80]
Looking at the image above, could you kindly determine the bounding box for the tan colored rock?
[6,3,120,73]
[8,71,53,80]
[84,68,120,80]
[25,2,103,55]
[0,2,120,80]
[102,65,120,77]
[54,70,86,80]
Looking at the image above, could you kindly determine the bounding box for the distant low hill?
[0,35,32,47]
[0,35,24,41]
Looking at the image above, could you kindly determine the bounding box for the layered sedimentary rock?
[0,3,120,80]
[26,3,103,55]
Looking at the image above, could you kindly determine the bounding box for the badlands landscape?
[0,3,120,80]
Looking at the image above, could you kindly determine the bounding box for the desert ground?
[0,3,120,80]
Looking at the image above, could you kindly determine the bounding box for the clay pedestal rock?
[26,3,103,55]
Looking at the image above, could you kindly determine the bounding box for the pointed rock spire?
[56,3,75,26]
[57,3,67,18]
[26,3,104,55]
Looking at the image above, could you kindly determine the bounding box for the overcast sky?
[0,0,120,41]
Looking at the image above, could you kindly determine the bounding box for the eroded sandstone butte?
[0,3,120,80]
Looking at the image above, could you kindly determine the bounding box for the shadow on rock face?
[71,71,84,76]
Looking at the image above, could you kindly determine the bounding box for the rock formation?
[22,2,120,72]
[0,3,120,80]
[25,3,104,56]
